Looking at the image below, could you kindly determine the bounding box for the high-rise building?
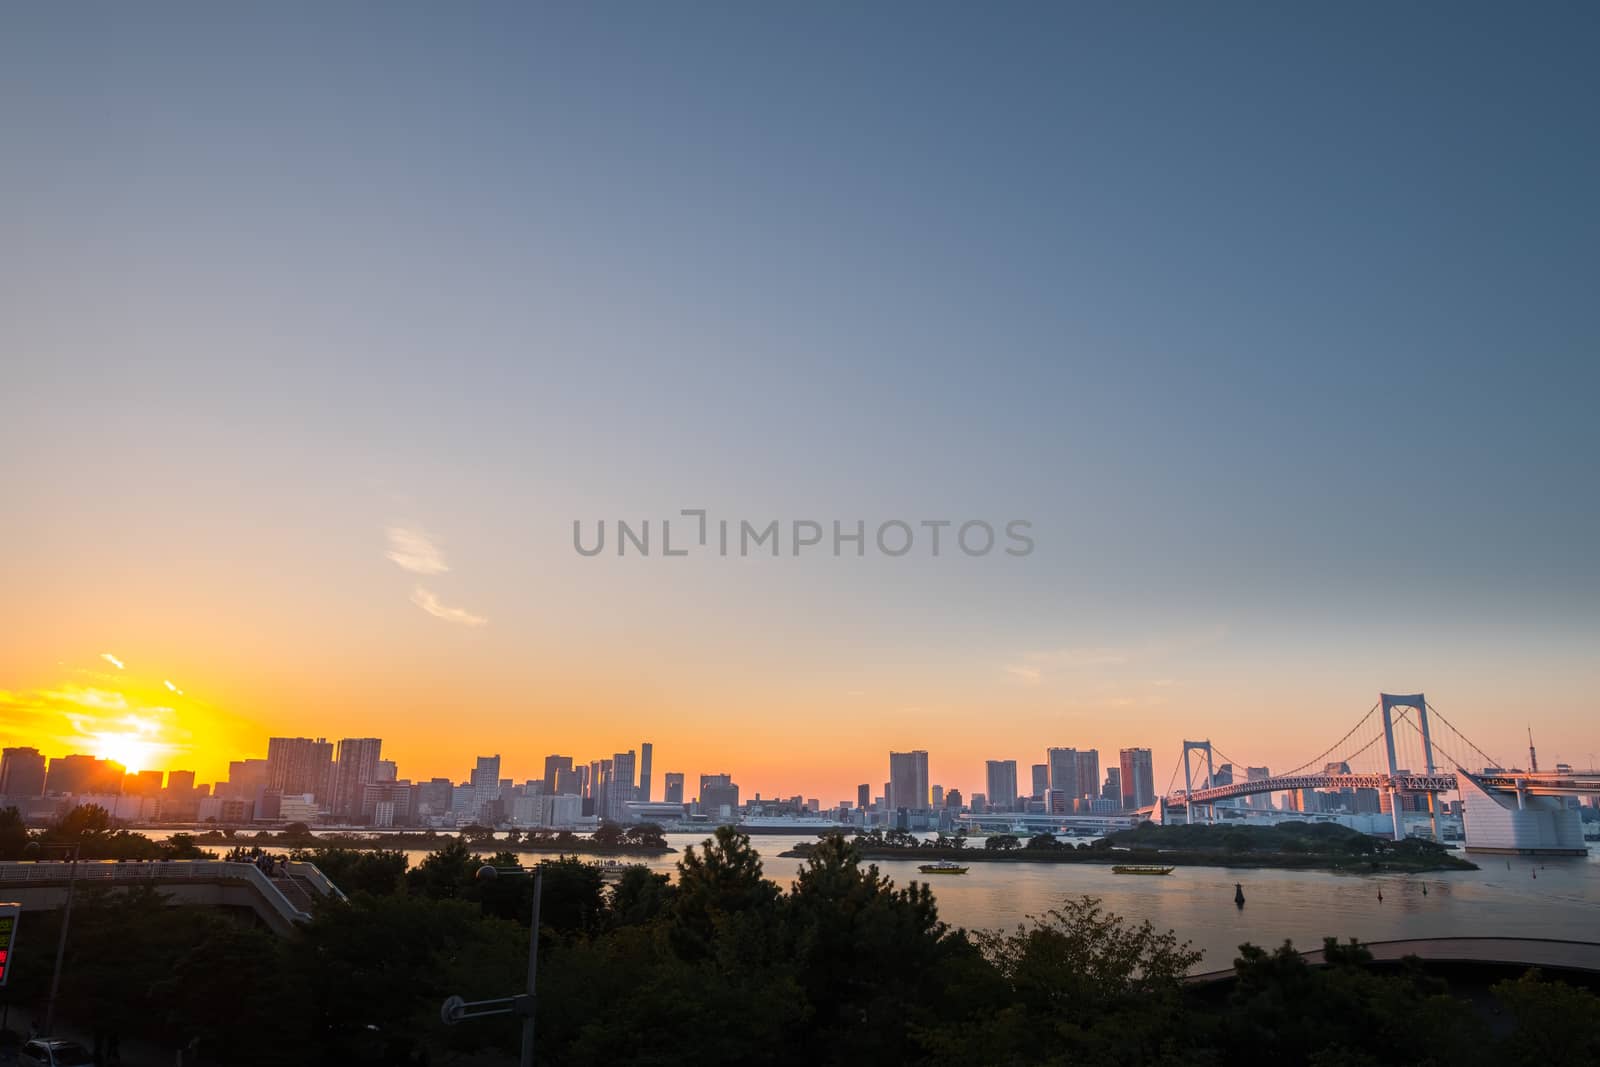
[1119,748,1155,810]
[470,755,502,800]
[266,737,335,803]
[44,754,124,795]
[0,747,47,797]
[638,742,653,803]
[1030,763,1049,798]
[857,783,871,811]
[607,750,638,822]
[1102,767,1122,802]
[1246,766,1272,810]
[985,760,1019,811]
[376,759,398,782]
[1047,748,1080,800]
[944,788,963,810]
[223,759,269,799]
[1075,750,1100,801]
[699,773,739,818]
[663,772,685,804]
[334,738,385,820]
[932,784,945,808]
[888,750,930,811]
[543,755,573,794]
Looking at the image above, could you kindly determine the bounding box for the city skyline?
[4,7,1596,805]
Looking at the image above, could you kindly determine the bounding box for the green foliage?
[292,846,408,896]
[0,804,29,859]
[984,833,1020,851]
[1492,970,1600,1065]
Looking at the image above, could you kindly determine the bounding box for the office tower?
[376,760,398,783]
[1246,766,1272,810]
[888,750,930,811]
[944,788,962,809]
[857,783,871,811]
[1031,763,1049,798]
[1119,748,1155,809]
[571,764,589,800]
[1102,767,1122,802]
[224,759,269,799]
[699,773,739,817]
[470,755,502,801]
[0,747,47,797]
[639,742,653,803]
[165,769,197,794]
[932,784,945,808]
[333,738,385,820]
[266,737,335,802]
[1075,750,1100,801]
[985,759,1019,811]
[414,778,453,816]
[1047,748,1080,801]
[44,754,124,795]
[543,755,574,794]
[664,772,685,804]
[607,750,637,822]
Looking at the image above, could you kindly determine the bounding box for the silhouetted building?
[699,773,739,818]
[858,783,871,810]
[1030,763,1049,798]
[889,750,930,811]
[663,772,685,804]
[639,742,653,803]
[45,754,124,795]
[1119,748,1155,809]
[266,737,334,804]
[0,747,47,797]
[985,759,1019,811]
[1047,748,1080,801]
[334,738,385,820]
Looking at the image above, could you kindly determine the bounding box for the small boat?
[1112,865,1175,875]
[918,861,970,875]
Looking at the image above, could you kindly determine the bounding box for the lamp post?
[440,862,543,1067]
[23,842,81,1037]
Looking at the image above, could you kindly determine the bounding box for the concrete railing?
[1187,936,1600,983]
[287,860,348,903]
[0,860,317,930]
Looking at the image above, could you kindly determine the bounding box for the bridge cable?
[1425,702,1501,771]
[1277,702,1381,778]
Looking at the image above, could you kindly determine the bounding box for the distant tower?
[1528,727,1539,773]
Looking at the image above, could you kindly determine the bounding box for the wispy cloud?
[385,526,450,575]
[410,586,487,628]
[101,653,125,670]
[1003,625,1227,686]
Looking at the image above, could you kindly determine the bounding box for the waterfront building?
[0,747,47,798]
[1119,748,1155,810]
[889,750,930,812]
[664,772,685,804]
[986,759,1019,811]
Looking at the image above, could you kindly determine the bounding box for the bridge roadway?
[1144,769,1600,815]
[1186,937,1600,983]
[0,859,344,936]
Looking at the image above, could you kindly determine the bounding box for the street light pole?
[29,843,80,1037]
[440,862,543,1067]
[519,866,543,1067]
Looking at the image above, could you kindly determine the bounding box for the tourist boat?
[917,860,970,875]
[1111,865,1175,875]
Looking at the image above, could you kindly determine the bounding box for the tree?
[0,805,28,860]
[670,827,780,959]
[985,834,1020,851]
[1025,831,1059,850]
[1492,971,1600,1065]
[591,821,625,847]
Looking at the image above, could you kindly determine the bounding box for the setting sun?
[92,728,162,774]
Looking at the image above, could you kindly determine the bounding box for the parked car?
[18,1040,94,1067]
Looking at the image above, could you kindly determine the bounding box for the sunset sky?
[3,5,1597,802]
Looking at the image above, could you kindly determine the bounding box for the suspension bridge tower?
[1380,693,1438,841]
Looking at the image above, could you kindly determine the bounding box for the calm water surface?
[156,829,1600,972]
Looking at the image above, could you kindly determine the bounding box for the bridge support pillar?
[1389,787,1404,841]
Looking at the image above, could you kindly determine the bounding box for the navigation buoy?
[1377,889,1383,902]
[1234,883,1245,908]
[1422,885,1428,896]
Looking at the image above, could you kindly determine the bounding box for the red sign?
[0,904,19,987]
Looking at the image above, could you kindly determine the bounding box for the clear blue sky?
[3,4,1596,793]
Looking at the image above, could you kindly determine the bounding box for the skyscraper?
[607,751,637,822]
[1102,767,1122,802]
[1075,750,1100,803]
[985,759,1019,811]
[857,783,871,810]
[663,772,685,804]
[888,750,930,811]
[45,754,124,795]
[266,737,334,803]
[542,754,574,794]
[0,747,47,798]
[638,742,653,803]
[470,755,502,800]
[1119,748,1155,810]
[334,738,384,820]
[1030,763,1049,798]
[699,773,739,817]
[1047,748,1080,800]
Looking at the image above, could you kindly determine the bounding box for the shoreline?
[777,844,1477,874]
